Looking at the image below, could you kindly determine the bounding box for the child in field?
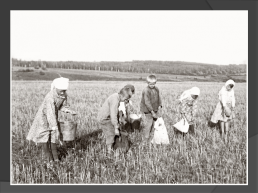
[140,74,162,144]
[26,77,76,164]
[173,87,200,134]
[98,84,135,155]
[211,79,236,140]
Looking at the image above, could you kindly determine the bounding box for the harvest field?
[11,81,247,184]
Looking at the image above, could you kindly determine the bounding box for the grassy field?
[11,81,247,184]
[12,66,246,82]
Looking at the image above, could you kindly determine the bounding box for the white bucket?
[129,114,142,131]
[129,114,142,120]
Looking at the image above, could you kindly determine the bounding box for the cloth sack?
[151,117,170,145]
[173,117,189,133]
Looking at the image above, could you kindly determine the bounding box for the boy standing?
[140,74,162,144]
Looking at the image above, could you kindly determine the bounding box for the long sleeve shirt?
[46,90,70,129]
[140,86,162,113]
[219,87,235,108]
[45,96,59,129]
[98,93,121,128]
[180,98,198,117]
[26,89,70,143]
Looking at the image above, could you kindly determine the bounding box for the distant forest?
[12,58,246,76]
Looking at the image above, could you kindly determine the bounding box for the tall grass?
[11,81,247,184]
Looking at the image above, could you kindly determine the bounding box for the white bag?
[173,117,189,133]
[118,102,126,117]
[151,117,170,145]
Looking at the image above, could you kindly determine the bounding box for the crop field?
[11,81,247,184]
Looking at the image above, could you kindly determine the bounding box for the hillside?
[12,67,246,82]
[12,58,246,76]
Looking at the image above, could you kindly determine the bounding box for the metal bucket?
[58,112,77,141]
[129,114,142,131]
[58,121,77,141]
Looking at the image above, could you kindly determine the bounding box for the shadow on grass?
[57,129,103,160]
[57,121,141,160]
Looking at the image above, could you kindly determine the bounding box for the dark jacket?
[140,86,162,113]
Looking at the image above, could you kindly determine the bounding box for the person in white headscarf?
[50,77,77,114]
[211,79,236,139]
[173,87,201,134]
[26,77,75,165]
[51,77,68,90]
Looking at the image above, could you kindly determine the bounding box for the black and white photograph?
[11,10,247,185]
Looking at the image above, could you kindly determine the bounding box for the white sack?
[151,117,170,145]
[173,117,189,133]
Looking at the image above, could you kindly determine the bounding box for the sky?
[11,11,248,65]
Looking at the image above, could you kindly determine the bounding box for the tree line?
[12,58,246,76]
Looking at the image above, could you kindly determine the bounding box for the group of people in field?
[26,74,236,165]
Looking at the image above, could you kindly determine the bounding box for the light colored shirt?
[26,89,70,143]
[219,87,235,107]
[98,93,121,128]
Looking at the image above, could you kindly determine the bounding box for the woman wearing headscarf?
[26,77,75,164]
[211,79,236,139]
[50,77,76,114]
[174,87,200,134]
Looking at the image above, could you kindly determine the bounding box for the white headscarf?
[225,79,235,88]
[51,77,69,90]
[179,87,200,102]
[219,79,235,107]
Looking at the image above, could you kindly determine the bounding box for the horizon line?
[11,58,247,66]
